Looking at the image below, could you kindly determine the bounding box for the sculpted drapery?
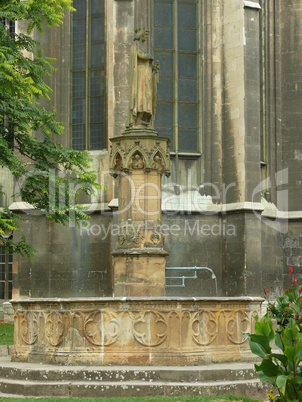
[127,29,159,128]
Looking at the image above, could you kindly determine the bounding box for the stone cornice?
[243,1,261,10]
[11,296,265,303]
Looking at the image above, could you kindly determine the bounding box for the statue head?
[135,28,149,43]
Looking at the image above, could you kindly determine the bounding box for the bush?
[247,284,302,401]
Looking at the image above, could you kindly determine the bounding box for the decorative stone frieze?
[115,224,165,250]
[110,128,170,177]
[11,297,263,366]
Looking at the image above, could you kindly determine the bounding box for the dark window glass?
[90,97,104,123]
[9,20,15,38]
[73,46,86,69]
[0,282,4,300]
[0,247,13,300]
[72,1,105,150]
[72,98,86,124]
[1,19,15,39]
[154,52,173,77]
[91,17,104,42]
[72,125,86,150]
[90,70,104,96]
[157,77,173,101]
[178,54,197,79]
[90,44,104,68]
[179,103,198,128]
[73,72,86,98]
[154,1,173,26]
[91,0,104,16]
[155,102,174,143]
[156,102,174,127]
[178,128,198,152]
[73,0,86,18]
[0,265,5,281]
[154,27,173,50]
[178,3,197,28]
[154,0,200,152]
[178,29,197,51]
[179,79,197,102]
[73,19,86,45]
[90,124,104,150]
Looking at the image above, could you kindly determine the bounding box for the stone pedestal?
[112,251,167,297]
[110,127,170,297]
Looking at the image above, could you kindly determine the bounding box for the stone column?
[135,0,152,54]
[110,126,170,296]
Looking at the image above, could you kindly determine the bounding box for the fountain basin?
[11,297,263,366]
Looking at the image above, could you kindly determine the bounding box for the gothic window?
[0,247,12,300]
[154,0,201,153]
[1,19,15,39]
[72,0,105,150]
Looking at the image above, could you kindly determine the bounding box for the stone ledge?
[9,202,112,213]
[244,1,261,10]
[11,296,265,303]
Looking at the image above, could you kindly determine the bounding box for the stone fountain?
[11,29,263,366]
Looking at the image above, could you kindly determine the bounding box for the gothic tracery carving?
[45,312,65,347]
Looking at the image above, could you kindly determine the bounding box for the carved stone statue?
[127,28,159,128]
[152,60,160,122]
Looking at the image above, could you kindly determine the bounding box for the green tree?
[0,0,98,258]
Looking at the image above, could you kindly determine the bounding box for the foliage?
[269,284,302,331]
[0,0,99,258]
[0,322,14,345]
[247,283,302,401]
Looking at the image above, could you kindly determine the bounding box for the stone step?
[0,378,268,398]
[0,362,258,383]
[0,357,269,399]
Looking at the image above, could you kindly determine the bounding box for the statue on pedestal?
[127,28,159,128]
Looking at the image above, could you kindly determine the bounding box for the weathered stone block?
[11,297,263,366]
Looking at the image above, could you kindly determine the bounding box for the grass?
[0,397,262,402]
[0,323,14,345]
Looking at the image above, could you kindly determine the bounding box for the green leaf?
[255,359,279,384]
[255,316,274,341]
[271,353,288,367]
[296,372,302,384]
[275,332,285,351]
[283,325,299,348]
[285,346,298,362]
[276,375,288,397]
[248,334,271,358]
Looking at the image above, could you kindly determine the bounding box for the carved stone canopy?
[110,133,170,177]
